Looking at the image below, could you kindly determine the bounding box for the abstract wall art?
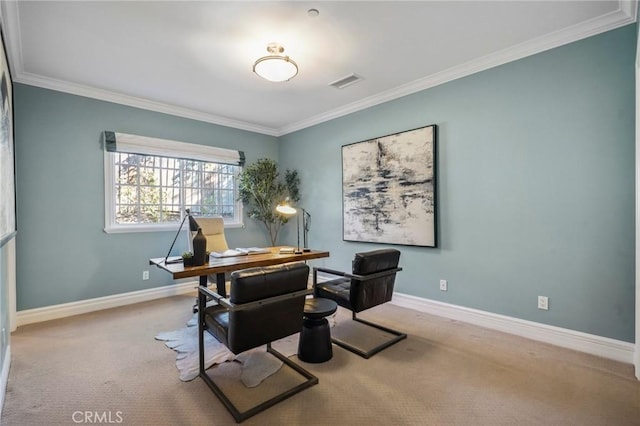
[342,124,437,247]
[0,23,15,247]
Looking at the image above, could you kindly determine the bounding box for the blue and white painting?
[0,32,14,247]
[342,125,437,247]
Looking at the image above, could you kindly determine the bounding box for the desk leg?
[215,273,226,298]
[198,285,205,374]
[194,274,225,312]
[192,275,209,313]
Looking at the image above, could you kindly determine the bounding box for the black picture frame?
[342,124,438,248]
[0,20,15,248]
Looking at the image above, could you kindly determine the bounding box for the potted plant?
[182,251,195,267]
[238,158,300,246]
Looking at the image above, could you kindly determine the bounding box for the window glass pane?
[116,187,137,212]
[108,151,241,229]
[116,208,138,224]
[163,206,181,223]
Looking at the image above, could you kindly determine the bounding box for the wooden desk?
[150,247,330,297]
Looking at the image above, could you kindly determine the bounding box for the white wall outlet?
[538,295,549,310]
[143,270,150,281]
[439,279,448,291]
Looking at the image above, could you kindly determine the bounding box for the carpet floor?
[2,293,639,425]
[155,314,300,384]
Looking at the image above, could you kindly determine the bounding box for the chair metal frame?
[313,266,407,359]
[197,286,318,423]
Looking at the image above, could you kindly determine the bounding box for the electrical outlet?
[538,296,549,310]
[1,328,5,346]
[439,279,448,291]
[143,270,149,281]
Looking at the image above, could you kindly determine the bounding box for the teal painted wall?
[10,24,636,343]
[13,85,279,310]
[279,25,636,342]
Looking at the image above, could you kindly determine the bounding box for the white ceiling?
[1,1,636,136]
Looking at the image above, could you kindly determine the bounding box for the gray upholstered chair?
[313,248,406,358]
[197,262,317,423]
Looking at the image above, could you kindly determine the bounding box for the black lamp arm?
[164,209,192,264]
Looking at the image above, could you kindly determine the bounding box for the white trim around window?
[103,132,244,233]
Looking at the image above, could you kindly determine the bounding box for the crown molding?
[277,2,637,136]
[1,0,24,80]
[1,1,636,138]
[14,72,279,136]
[620,0,638,18]
[2,2,277,136]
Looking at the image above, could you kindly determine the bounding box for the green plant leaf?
[237,158,301,246]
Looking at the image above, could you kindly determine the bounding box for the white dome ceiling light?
[253,43,298,83]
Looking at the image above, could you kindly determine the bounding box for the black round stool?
[298,297,338,363]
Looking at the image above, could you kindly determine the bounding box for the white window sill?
[104,221,244,234]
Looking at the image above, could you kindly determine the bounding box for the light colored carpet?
[2,293,639,425]
[154,313,299,385]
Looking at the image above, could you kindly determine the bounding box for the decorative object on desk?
[192,227,207,266]
[189,216,229,288]
[181,251,194,266]
[155,315,299,384]
[164,208,198,264]
[189,216,228,253]
[238,158,300,246]
[342,124,438,247]
[0,24,16,247]
[186,213,200,253]
[276,199,312,253]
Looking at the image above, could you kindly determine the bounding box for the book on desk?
[210,247,271,258]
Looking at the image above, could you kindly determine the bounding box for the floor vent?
[328,73,363,89]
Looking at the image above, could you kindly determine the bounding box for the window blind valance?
[103,131,245,166]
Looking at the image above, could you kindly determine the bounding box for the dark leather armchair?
[197,262,317,423]
[313,248,406,358]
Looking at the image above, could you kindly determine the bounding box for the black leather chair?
[313,249,406,358]
[197,262,317,423]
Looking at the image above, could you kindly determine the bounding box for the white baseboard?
[12,284,635,365]
[391,293,635,365]
[0,345,10,417]
[16,281,198,327]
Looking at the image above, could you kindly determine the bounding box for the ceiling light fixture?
[253,43,298,82]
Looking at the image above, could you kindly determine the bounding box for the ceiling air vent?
[328,73,363,89]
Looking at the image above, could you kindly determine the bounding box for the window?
[103,132,244,233]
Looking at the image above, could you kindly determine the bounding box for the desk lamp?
[275,200,301,254]
[276,201,312,253]
[301,208,311,252]
[164,208,199,264]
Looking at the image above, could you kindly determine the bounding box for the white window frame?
[103,132,244,233]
